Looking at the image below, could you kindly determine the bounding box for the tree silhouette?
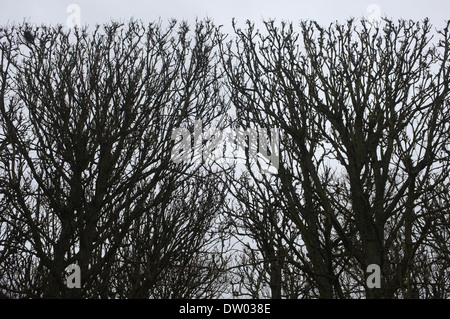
[0,20,230,298]
[222,18,450,299]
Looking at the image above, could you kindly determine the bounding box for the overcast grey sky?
[1,0,449,32]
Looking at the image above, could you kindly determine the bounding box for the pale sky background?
[0,0,449,33]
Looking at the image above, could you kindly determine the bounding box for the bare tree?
[226,172,311,299]
[222,18,450,298]
[0,20,230,298]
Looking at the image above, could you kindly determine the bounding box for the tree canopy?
[1,18,449,299]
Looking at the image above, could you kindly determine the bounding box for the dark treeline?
[0,18,449,299]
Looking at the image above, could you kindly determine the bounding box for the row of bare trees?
[1,18,449,298]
